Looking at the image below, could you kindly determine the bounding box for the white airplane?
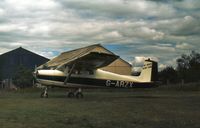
[33,52,158,98]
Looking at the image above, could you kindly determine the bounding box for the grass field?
[0,87,199,128]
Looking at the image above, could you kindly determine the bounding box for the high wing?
[35,51,119,85]
[57,52,119,70]
[37,50,119,71]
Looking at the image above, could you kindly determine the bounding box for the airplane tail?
[139,59,158,82]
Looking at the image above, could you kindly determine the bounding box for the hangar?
[0,47,49,88]
[41,44,132,75]
[0,47,49,79]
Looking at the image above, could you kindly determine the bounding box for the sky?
[0,0,199,71]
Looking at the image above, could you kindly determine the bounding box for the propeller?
[32,65,39,86]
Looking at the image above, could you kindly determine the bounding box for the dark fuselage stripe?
[37,75,156,88]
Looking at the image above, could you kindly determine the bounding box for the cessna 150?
[34,51,158,98]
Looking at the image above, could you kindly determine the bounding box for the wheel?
[76,92,83,99]
[68,92,74,98]
[40,92,48,98]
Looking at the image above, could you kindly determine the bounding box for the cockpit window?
[75,68,94,75]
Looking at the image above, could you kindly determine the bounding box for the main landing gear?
[67,88,83,99]
[40,87,83,98]
[41,87,48,98]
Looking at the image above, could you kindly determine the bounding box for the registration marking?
[106,80,134,88]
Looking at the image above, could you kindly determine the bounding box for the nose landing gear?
[41,87,48,98]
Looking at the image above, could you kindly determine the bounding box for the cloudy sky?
[0,0,199,71]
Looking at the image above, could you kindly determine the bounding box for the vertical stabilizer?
[139,59,158,82]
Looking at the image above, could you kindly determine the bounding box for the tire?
[41,92,48,98]
[68,92,74,98]
[76,92,83,99]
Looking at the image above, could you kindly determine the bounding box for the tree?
[159,66,178,84]
[13,66,33,88]
[176,51,200,83]
[158,51,200,85]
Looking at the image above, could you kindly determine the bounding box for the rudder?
[139,59,158,82]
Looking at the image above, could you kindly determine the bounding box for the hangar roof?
[40,44,131,68]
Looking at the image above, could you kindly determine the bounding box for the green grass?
[0,88,199,128]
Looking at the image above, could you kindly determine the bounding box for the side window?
[80,70,89,75]
[78,68,93,75]
[65,67,94,75]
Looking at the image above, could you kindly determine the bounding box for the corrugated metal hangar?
[0,47,49,79]
[40,44,132,75]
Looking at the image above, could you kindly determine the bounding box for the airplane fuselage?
[36,69,156,89]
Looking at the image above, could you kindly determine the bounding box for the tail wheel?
[41,92,48,98]
[76,92,83,99]
[68,92,75,98]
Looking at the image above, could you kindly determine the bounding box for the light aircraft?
[33,52,158,98]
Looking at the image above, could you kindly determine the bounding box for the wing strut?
[64,63,76,85]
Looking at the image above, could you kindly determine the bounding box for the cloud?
[37,51,56,58]
[176,42,193,49]
[132,56,159,66]
[9,42,26,47]
[0,0,199,70]
[171,16,200,36]
[131,56,159,72]
[58,0,176,19]
[158,64,167,71]
[174,0,200,10]
[153,16,200,36]
[4,0,59,11]
[122,26,164,40]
